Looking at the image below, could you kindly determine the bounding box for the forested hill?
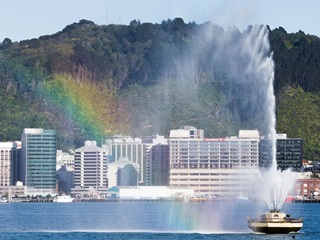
[0,18,320,160]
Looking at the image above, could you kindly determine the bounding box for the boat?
[0,197,8,203]
[53,195,74,203]
[235,192,249,201]
[285,195,294,203]
[247,210,303,234]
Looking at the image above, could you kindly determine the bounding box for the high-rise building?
[0,141,21,186]
[103,135,145,184]
[107,158,140,187]
[276,135,302,172]
[169,126,260,197]
[73,141,108,191]
[21,128,57,196]
[142,135,169,186]
[11,141,22,185]
[259,137,273,168]
[259,134,302,172]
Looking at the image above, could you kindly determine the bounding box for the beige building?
[169,126,260,197]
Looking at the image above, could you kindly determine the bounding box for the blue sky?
[1,0,319,42]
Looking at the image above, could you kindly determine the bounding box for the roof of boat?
[262,211,287,218]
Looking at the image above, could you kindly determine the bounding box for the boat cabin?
[261,212,287,222]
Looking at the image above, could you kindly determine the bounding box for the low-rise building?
[108,186,194,200]
[294,173,320,198]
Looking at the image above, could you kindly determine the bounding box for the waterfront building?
[0,141,21,187]
[259,134,302,172]
[142,135,169,186]
[0,183,26,200]
[103,135,145,184]
[295,173,320,198]
[73,141,108,195]
[108,186,194,200]
[107,157,140,188]
[169,126,260,197]
[21,128,57,196]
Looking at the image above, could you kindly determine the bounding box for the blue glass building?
[21,128,57,196]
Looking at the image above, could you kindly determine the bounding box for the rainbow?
[40,74,126,144]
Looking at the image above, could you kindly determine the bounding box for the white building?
[73,141,108,193]
[56,150,74,170]
[108,186,194,200]
[169,126,260,197]
[103,135,145,184]
[107,158,140,188]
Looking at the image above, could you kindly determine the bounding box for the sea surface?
[0,200,318,239]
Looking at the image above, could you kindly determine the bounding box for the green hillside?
[0,18,320,160]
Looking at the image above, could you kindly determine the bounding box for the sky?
[0,0,319,42]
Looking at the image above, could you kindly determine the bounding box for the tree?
[1,38,13,49]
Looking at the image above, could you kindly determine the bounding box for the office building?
[103,135,145,184]
[259,134,302,172]
[107,157,140,187]
[0,141,21,187]
[21,128,57,196]
[143,135,169,186]
[169,126,260,197]
[276,135,302,172]
[73,141,108,192]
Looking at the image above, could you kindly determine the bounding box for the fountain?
[245,25,303,233]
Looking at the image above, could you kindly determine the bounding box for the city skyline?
[0,126,304,199]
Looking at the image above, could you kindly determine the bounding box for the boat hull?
[248,222,303,234]
[53,196,74,203]
[247,211,303,234]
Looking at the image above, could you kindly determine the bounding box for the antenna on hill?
[106,10,108,25]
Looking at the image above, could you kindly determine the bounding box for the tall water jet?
[245,26,303,234]
[242,25,297,211]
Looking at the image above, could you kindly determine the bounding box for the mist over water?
[123,22,297,212]
[173,24,297,211]
[241,25,297,212]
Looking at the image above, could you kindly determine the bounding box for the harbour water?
[0,201,318,239]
